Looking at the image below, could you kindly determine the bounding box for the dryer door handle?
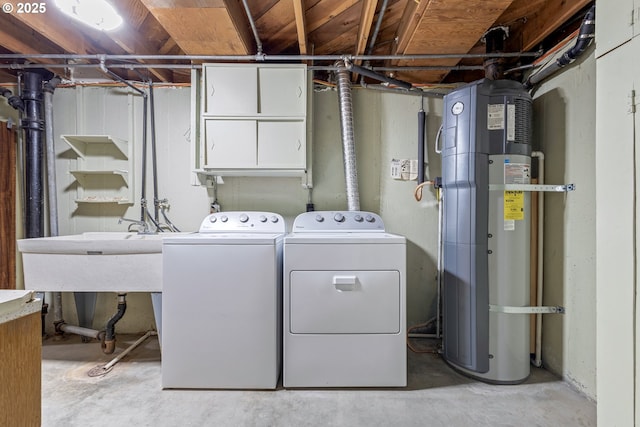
[333,275,357,291]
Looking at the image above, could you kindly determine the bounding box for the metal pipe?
[524,5,595,89]
[531,151,545,368]
[335,61,360,211]
[347,63,412,89]
[0,52,541,62]
[103,293,127,355]
[58,324,103,340]
[359,82,446,98]
[241,0,263,56]
[43,75,63,328]
[22,71,49,238]
[366,0,389,55]
[148,81,160,224]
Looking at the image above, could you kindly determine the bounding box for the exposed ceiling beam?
[353,0,378,67]
[394,0,515,83]
[306,0,359,34]
[139,0,255,55]
[393,0,430,56]
[0,14,64,57]
[521,0,592,51]
[292,0,309,55]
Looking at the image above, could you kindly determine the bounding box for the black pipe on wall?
[21,70,52,238]
[417,109,426,184]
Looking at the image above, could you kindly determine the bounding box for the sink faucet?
[118,217,152,234]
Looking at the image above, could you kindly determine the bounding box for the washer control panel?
[292,211,385,232]
[199,212,285,233]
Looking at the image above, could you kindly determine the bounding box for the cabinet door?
[204,120,257,168]
[257,121,305,168]
[258,67,306,115]
[204,66,257,116]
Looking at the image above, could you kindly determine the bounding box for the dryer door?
[289,270,400,334]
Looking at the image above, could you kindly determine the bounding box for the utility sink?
[18,232,189,292]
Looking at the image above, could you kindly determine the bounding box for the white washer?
[283,211,407,388]
[161,211,285,389]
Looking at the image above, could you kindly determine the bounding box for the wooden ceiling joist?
[292,0,309,55]
[521,0,593,51]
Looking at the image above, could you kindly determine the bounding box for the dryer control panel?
[292,211,385,232]
[199,211,285,233]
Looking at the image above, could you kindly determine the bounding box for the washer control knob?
[334,213,345,223]
[220,215,228,223]
[365,215,375,223]
[259,215,267,223]
[209,215,217,223]
[270,216,279,223]
[239,214,249,223]
[354,214,363,222]
[315,215,324,222]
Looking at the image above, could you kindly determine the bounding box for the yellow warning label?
[504,191,524,220]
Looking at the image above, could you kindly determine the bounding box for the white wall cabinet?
[62,134,133,204]
[197,63,309,177]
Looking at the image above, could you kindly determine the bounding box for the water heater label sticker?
[487,104,505,130]
[504,219,515,231]
[507,104,516,141]
[504,191,525,220]
[504,163,531,184]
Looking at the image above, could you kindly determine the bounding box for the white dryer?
[283,211,406,387]
[161,212,285,389]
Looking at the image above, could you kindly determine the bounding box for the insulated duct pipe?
[524,5,595,89]
[417,109,426,184]
[335,61,360,211]
[347,63,413,90]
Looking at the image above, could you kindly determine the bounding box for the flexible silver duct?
[335,61,360,211]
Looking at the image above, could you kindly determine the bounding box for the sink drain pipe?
[335,60,360,211]
[102,293,127,354]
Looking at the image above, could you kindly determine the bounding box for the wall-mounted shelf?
[62,134,133,205]
[194,64,311,183]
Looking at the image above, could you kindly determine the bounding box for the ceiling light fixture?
[54,0,123,32]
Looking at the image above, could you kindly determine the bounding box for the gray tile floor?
[42,334,596,427]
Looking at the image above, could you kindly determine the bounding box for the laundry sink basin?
[18,232,190,292]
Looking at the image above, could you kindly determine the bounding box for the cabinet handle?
[210,84,215,97]
[297,139,301,151]
[297,86,302,98]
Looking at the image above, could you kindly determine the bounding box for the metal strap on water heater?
[489,304,565,314]
[488,183,575,192]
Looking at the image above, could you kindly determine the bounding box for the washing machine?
[283,211,407,388]
[161,211,285,389]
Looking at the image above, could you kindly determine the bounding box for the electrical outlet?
[391,159,418,181]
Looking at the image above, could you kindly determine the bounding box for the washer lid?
[163,232,284,245]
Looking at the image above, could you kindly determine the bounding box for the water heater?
[441,79,533,383]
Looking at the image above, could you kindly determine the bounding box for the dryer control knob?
[334,213,345,223]
[315,215,324,222]
[365,215,375,223]
[239,214,249,223]
[209,215,217,223]
[270,216,279,223]
[354,214,363,222]
[220,215,228,223]
[259,215,267,223]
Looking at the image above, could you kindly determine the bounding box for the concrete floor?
[42,334,596,427]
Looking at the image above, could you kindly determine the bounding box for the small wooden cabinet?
[197,63,308,176]
[62,134,133,204]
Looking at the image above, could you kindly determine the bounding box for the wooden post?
[0,124,16,289]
